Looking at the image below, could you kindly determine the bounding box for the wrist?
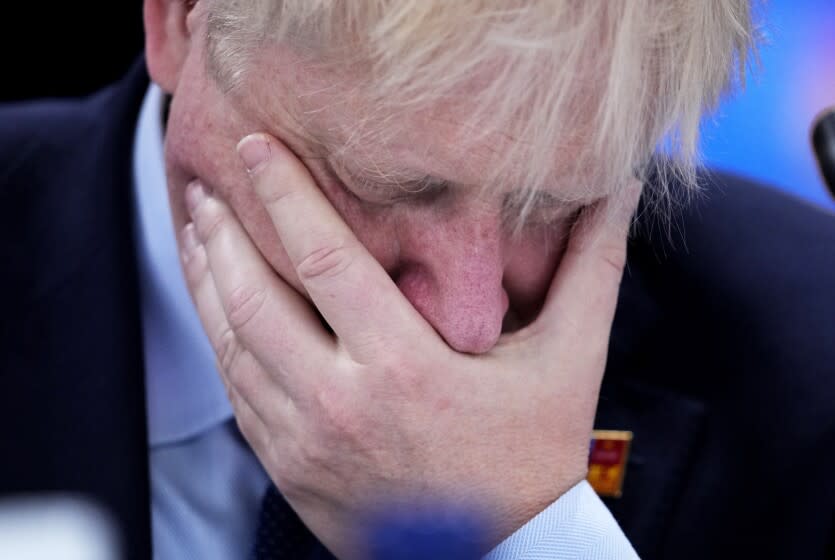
[488,457,588,548]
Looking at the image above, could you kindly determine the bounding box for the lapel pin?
[588,430,633,498]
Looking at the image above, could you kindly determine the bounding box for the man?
[1,1,834,559]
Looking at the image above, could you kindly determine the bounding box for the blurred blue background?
[701,0,835,209]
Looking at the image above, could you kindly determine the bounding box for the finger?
[180,222,233,357]
[536,180,643,359]
[224,375,304,497]
[185,180,334,393]
[179,220,298,421]
[227,380,273,463]
[237,133,434,363]
[212,351,288,461]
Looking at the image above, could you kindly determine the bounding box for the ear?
[144,0,199,93]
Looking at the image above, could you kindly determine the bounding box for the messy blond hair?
[206,1,756,219]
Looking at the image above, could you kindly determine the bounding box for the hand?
[179,133,641,558]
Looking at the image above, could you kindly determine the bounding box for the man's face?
[164,20,593,354]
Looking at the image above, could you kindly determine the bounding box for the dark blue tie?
[250,484,337,560]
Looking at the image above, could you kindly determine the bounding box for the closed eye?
[330,162,451,206]
[502,192,585,229]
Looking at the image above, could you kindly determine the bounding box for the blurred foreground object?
[812,108,835,196]
[0,496,119,560]
[367,506,486,560]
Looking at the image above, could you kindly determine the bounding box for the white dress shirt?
[132,83,638,560]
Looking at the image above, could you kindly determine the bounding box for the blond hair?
[206,1,756,221]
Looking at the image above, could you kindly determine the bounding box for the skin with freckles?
[156,4,585,354]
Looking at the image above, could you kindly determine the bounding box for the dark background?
[1,2,144,101]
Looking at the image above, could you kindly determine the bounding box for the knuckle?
[198,205,228,245]
[272,466,304,501]
[258,181,301,208]
[262,440,299,495]
[296,433,331,474]
[313,381,362,443]
[233,415,258,448]
[224,350,257,395]
[379,357,427,400]
[220,373,237,407]
[216,326,244,373]
[272,384,367,502]
[296,241,355,281]
[274,439,318,500]
[182,247,208,286]
[225,283,267,332]
[271,471,295,497]
[596,243,628,275]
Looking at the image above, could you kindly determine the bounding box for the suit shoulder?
[695,170,834,243]
[633,171,835,434]
[0,92,110,182]
[0,95,100,138]
[0,81,139,215]
[668,171,835,293]
[639,169,835,286]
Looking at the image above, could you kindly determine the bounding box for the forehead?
[241,44,604,203]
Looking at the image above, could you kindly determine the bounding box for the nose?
[393,212,509,354]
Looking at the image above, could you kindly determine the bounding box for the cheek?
[163,53,251,233]
[503,225,569,315]
[164,67,301,289]
[303,170,401,272]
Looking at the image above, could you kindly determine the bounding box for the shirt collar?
[132,84,233,446]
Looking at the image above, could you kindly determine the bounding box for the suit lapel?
[595,379,706,557]
[597,230,709,558]
[0,59,152,559]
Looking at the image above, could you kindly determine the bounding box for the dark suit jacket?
[2,60,834,559]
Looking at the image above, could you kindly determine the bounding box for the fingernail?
[237,134,272,174]
[181,222,200,260]
[185,180,208,215]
